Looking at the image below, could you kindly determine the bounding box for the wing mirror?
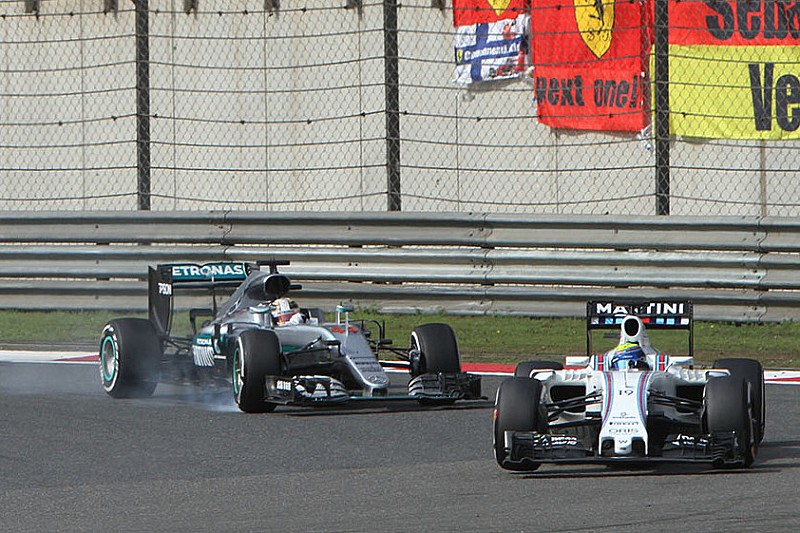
[336,302,355,325]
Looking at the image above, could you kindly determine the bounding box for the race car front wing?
[408,372,482,400]
[263,372,482,406]
[502,430,748,469]
[265,375,351,405]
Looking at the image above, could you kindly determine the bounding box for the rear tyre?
[705,375,757,468]
[410,323,461,376]
[713,358,765,443]
[514,360,563,378]
[493,377,546,471]
[99,318,162,398]
[233,329,281,413]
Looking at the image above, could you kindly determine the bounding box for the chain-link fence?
[1,0,798,215]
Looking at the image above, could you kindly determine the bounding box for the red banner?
[670,0,800,46]
[533,0,651,131]
[453,0,528,27]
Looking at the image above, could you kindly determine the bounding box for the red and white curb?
[1,350,799,385]
[0,350,99,364]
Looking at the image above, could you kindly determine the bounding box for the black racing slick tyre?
[705,375,757,468]
[713,358,765,444]
[232,329,281,413]
[99,318,162,398]
[514,360,563,378]
[493,377,546,471]
[409,323,461,376]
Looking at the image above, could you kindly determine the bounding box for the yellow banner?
[669,45,800,140]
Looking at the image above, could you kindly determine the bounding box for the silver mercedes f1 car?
[99,261,481,412]
[494,300,765,470]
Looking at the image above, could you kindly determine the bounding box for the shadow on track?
[512,464,769,480]
[282,399,494,417]
[502,438,800,479]
[145,383,494,417]
[755,439,800,467]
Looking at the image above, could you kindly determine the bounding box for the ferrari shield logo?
[487,0,513,17]
[574,0,614,58]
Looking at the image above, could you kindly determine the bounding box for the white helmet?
[270,298,299,325]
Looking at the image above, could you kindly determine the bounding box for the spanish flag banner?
[532,0,651,131]
[667,1,800,139]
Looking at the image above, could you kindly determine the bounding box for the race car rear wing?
[586,300,693,357]
[148,261,257,336]
[147,260,300,336]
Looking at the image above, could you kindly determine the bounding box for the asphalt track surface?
[1,362,799,533]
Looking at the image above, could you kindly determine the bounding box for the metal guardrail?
[1,211,800,322]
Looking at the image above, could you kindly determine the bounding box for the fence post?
[654,0,669,215]
[135,0,151,210]
[383,0,401,211]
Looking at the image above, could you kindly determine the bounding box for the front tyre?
[233,329,281,413]
[493,377,546,471]
[713,358,765,443]
[705,375,757,468]
[409,323,461,376]
[99,318,162,398]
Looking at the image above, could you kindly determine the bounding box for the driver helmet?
[270,297,300,325]
[610,342,648,370]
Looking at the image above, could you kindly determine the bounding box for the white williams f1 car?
[99,261,481,412]
[494,300,765,470]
